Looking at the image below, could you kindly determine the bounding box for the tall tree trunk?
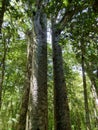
[27,3,48,130]
[81,42,91,130]
[0,41,6,108]
[52,22,71,130]
[17,31,34,130]
[17,1,48,129]
[0,0,9,109]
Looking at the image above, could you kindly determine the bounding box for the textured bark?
[17,31,34,130]
[0,38,8,109]
[81,42,91,130]
[52,23,71,130]
[85,61,98,96]
[86,67,98,128]
[89,75,98,96]
[27,4,48,130]
[85,62,98,128]
[0,0,9,109]
[0,43,6,108]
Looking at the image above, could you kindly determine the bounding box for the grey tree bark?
[17,0,48,129]
[51,21,72,130]
[27,1,48,130]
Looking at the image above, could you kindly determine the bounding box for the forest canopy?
[0,0,98,130]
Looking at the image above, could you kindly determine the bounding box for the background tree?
[0,0,10,108]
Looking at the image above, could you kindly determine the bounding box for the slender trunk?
[81,42,91,130]
[28,7,48,130]
[90,77,98,96]
[17,31,33,130]
[52,23,71,130]
[76,111,81,130]
[0,43,6,108]
[85,56,98,129]
[85,62,98,96]
[0,37,9,109]
[96,44,98,79]
[0,0,9,109]
[90,78,98,128]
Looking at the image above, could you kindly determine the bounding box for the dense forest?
[0,0,98,130]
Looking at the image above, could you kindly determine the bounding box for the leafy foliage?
[0,0,98,129]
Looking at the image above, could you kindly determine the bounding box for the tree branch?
[56,3,88,33]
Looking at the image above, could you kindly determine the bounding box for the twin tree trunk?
[17,5,48,130]
[52,23,72,130]
[25,6,48,130]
